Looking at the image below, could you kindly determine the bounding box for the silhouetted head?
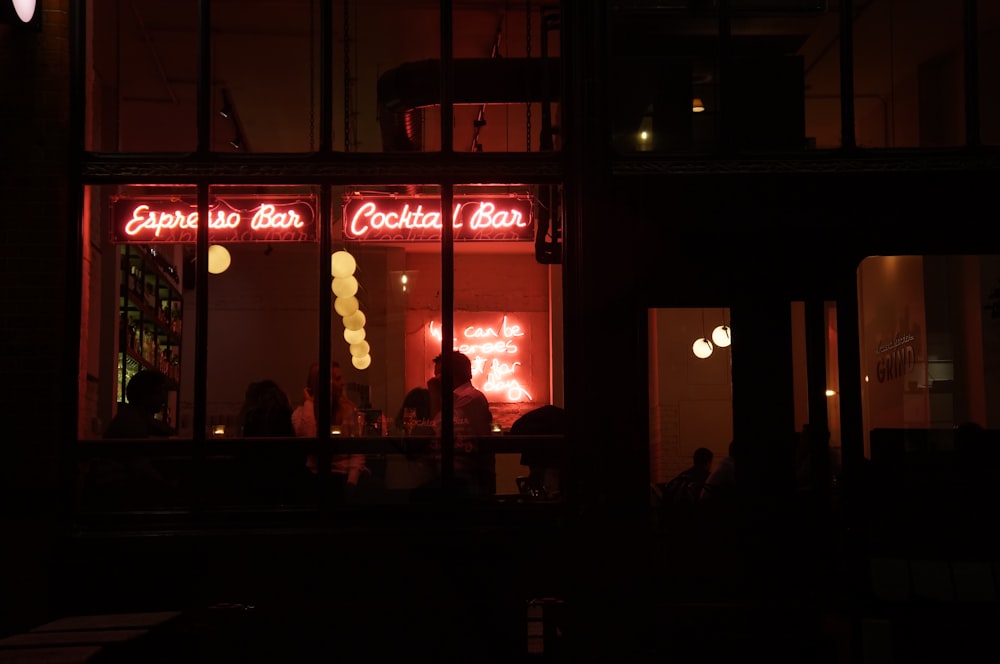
[241,379,294,437]
[305,361,345,402]
[433,350,473,383]
[693,447,714,468]
[395,387,433,429]
[126,370,170,415]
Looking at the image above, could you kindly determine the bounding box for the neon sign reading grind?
[429,314,534,402]
[343,196,533,242]
[111,197,317,244]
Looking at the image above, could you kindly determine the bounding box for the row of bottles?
[119,314,181,381]
[118,245,184,396]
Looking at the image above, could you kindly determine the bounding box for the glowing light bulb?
[712,325,731,348]
[692,338,714,359]
[207,245,231,274]
[352,354,371,370]
[350,341,370,358]
[334,295,359,317]
[344,327,366,344]
[332,275,359,297]
[330,250,356,278]
[343,310,366,331]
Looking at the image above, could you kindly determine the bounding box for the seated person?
[394,386,435,435]
[104,369,173,438]
[239,379,295,437]
[511,404,566,496]
[292,361,367,498]
[423,351,495,496]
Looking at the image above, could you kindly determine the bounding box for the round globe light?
[330,250,357,278]
[350,341,370,358]
[352,353,372,370]
[207,245,232,274]
[334,295,360,317]
[692,337,714,359]
[344,327,366,344]
[343,309,366,331]
[712,325,732,348]
[332,275,359,298]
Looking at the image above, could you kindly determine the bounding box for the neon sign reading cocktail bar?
[111,197,317,244]
[343,196,533,242]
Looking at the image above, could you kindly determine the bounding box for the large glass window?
[87,1,199,152]
[610,1,841,154]
[858,255,999,459]
[647,307,734,521]
[980,0,1000,145]
[853,0,965,148]
[77,1,565,514]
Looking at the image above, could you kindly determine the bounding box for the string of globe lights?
[202,245,371,370]
[692,308,732,359]
[331,249,372,371]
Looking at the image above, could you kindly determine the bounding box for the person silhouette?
[658,447,714,528]
[103,369,173,438]
[292,361,366,501]
[239,379,295,437]
[394,386,434,435]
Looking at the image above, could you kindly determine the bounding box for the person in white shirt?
[426,351,494,495]
[292,361,366,498]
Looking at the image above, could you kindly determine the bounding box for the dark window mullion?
[839,0,856,150]
[439,0,456,490]
[964,0,981,148]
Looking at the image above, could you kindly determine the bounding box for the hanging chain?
[344,0,352,152]
[525,0,532,152]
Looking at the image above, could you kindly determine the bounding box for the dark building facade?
[3,1,1000,660]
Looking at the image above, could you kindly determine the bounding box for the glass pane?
[342,1,440,152]
[610,5,719,154]
[853,0,965,148]
[77,184,197,511]
[980,0,1000,145]
[211,1,318,153]
[790,301,841,493]
[857,255,998,462]
[648,307,734,528]
[452,184,563,499]
[87,0,198,152]
[203,185,320,508]
[610,2,836,153]
[451,1,561,153]
[333,185,442,503]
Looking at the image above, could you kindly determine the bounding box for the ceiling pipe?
[377,57,561,152]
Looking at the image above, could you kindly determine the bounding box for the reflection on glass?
[853,0,964,148]
[88,0,199,152]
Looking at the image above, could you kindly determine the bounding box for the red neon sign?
[428,314,535,402]
[343,196,533,242]
[111,197,317,243]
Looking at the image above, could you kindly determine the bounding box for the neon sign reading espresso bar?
[343,196,533,242]
[111,197,317,244]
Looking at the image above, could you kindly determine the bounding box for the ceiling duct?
[377,58,561,152]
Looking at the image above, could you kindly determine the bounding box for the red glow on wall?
[111,196,317,243]
[343,196,533,242]
[428,314,535,402]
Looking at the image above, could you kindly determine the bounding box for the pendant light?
[712,308,731,348]
[693,308,714,359]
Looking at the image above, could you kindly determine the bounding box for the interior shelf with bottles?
[117,244,183,429]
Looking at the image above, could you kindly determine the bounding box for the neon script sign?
[111,197,317,243]
[342,196,533,242]
[429,314,534,402]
